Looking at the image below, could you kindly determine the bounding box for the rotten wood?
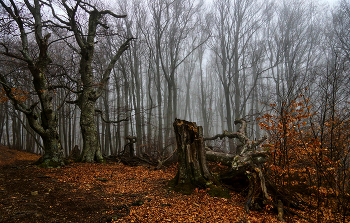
[123,136,137,157]
[203,118,271,212]
[170,119,229,198]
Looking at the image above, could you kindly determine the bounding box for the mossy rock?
[207,185,231,199]
[37,159,63,169]
[174,183,196,195]
[63,158,73,165]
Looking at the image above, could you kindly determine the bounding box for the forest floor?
[0,146,310,223]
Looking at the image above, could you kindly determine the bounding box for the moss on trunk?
[34,132,64,168]
[78,95,104,163]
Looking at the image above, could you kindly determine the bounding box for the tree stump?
[123,136,137,157]
[68,145,81,161]
[118,136,139,166]
[169,119,230,198]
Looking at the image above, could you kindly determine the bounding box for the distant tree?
[333,0,350,61]
[270,0,322,106]
[116,0,146,154]
[149,0,205,144]
[210,0,268,153]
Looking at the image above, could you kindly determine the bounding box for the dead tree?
[116,136,139,166]
[204,119,267,171]
[170,118,270,212]
[204,119,269,212]
[123,136,137,157]
[68,145,81,161]
[169,119,230,198]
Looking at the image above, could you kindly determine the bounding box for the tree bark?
[74,28,103,162]
[169,119,230,198]
[79,96,103,163]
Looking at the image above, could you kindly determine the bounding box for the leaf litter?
[0,146,309,222]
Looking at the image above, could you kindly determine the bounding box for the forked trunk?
[31,111,64,167]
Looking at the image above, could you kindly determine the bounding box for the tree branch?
[48,85,82,94]
[0,76,45,135]
[0,43,27,62]
[96,37,135,98]
[95,109,129,124]
[0,0,33,64]
[204,118,267,154]
[61,0,86,48]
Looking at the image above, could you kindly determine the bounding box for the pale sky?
[323,0,338,6]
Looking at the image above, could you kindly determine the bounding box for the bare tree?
[210,0,268,153]
[117,0,147,154]
[269,0,322,106]
[0,0,64,167]
[150,0,205,144]
[333,0,350,62]
[47,0,133,162]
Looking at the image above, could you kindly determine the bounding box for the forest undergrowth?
[1,145,348,222]
[258,96,350,222]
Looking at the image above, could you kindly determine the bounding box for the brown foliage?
[0,87,29,103]
[259,96,350,222]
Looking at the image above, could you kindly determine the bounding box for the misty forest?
[0,0,350,222]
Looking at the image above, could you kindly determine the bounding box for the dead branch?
[204,119,267,156]
[95,109,129,124]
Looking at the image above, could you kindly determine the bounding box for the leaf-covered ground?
[0,146,306,223]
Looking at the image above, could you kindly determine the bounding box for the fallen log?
[171,118,307,218]
[204,119,269,212]
[205,149,268,168]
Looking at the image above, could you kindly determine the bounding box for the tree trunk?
[123,136,137,157]
[198,47,209,137]
[0,0,65,167]
[60,3,131,163]
[103,90,112,156]
[169,119,230,198]
[206,149,267,168]
[30,107,64,167]
[36,131,64,167]
[79,96,104,163]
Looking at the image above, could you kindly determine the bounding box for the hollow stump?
[169,119,230,198]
